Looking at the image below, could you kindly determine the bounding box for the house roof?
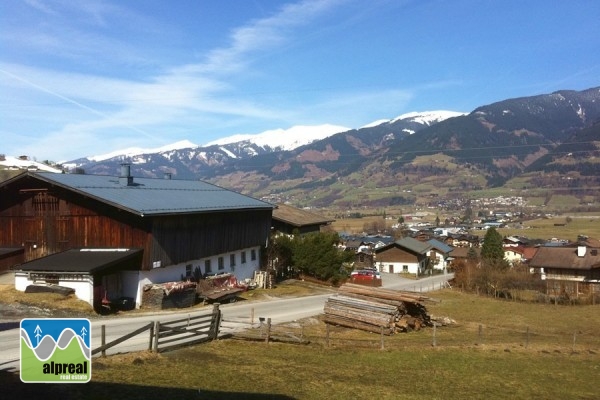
[449,247,481,259]
[427,239,453,254]
[17,248,143,274]
[377,237,431,255]
[6,172,274,217]
[272,203,334,227]
[0,247,24,259]
[529,246,600,270]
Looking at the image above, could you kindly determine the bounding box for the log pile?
[323,283,433,335]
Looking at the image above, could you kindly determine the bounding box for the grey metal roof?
[17,248,143,274]
[32,172,274,216]
[427,239,454,254]
[394,237,432,254]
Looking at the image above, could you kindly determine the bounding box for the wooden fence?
[220,312,309,345]
[92,304,221,356]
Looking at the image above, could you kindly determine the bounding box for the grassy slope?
[3,288,598,399]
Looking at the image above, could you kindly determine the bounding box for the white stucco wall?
[377,261,420,275]
[136,246,262,307]
[14,272,94,306]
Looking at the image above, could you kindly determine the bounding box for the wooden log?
[334,292,409,312]
[339,283,432,303]
[324,304,395,327]
[326,295,399,314]
[323,315,394,335]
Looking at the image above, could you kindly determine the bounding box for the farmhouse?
[529,244,600,298]
[0,168,274,310]
[375,237,431,276]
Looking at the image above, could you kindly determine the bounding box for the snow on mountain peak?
[88,140,197,162]
[363,110,465,129]
[206,124,350,151]
[391,110,466,125]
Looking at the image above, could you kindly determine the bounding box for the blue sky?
[1,0,599,162]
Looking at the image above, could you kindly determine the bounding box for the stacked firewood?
[323,283,433,335]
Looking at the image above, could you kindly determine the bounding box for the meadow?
[3,288,598,399]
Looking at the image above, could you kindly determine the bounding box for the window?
[205,260,212,274]
[251,249,257,261]
[185,264,192,278]
[218,257,224,270]
[241,251,246,264]
[230,254,236,267]
[403,265,408,272]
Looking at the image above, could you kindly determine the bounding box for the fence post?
[148,322,154,351]
[572,331,577,352]
[326,324,330,347]
[432,323,437,347]
[153,321,160,352]
[380,326,385,350]
[101,325,106,357]
[212,303,221,340]
[265,318,271,344]
[251,307,255,326]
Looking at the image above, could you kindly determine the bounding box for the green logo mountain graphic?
[20,318,91,383]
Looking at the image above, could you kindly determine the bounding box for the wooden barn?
[271,203,334,235]
[0,168,274,310]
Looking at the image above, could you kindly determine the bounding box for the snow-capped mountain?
[362,110,465,129]
[205,124,350,152]
[88,140,198,162]
[58,110,464,179]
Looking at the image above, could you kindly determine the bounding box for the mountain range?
[55,87,600,208]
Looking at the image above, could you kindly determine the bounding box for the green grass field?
[4,288,597,399]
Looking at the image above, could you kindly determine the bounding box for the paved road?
[0,273,453,372]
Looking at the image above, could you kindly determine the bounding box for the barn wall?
[0,178,272,273]
[147,210,271,270]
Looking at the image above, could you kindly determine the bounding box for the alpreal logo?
[20,318,91,383]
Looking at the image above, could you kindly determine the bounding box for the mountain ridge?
[5,88,600,209]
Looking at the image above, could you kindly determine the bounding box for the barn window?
[251,249,257,261]
[205,260,212,273]
[185,264,192,278]
[218,257,224,270]
[241,251,246,264]
[403,265,408,272]
[230,254,236,267]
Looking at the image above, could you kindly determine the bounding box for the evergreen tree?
[292,232,353,282]
[480,227,508,270]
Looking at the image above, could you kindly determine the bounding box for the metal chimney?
[119,163,134,186]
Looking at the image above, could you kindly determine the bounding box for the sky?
[1,0,599,162]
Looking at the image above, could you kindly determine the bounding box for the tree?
[268,233,295,279]
[291,232,354,283]
[480,227,508,270]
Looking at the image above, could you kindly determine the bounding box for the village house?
[426,238,454,273]
[374,237,431,276]
[0,168,274,311]
[529,244,600,298]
